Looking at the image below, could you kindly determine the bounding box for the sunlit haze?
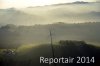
[0,0,97,8]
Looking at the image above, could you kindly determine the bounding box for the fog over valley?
[0,22,100,48]
[0,2,100,25]
[0,1,100,66]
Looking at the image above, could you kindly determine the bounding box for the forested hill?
[0,22,100,48]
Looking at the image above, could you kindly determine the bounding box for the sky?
[0,0,98,9]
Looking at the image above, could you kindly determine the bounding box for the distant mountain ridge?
[27,1,96,8]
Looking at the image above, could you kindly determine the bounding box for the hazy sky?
[0,0,97,8]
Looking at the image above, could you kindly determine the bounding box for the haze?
[0,0,97,8]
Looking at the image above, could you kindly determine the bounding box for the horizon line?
[0,1,98,9]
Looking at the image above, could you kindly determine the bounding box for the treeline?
[0,22,100,48]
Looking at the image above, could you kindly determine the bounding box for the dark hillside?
[0,40,100,66]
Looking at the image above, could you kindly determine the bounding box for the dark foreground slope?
[0,40,100,66]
